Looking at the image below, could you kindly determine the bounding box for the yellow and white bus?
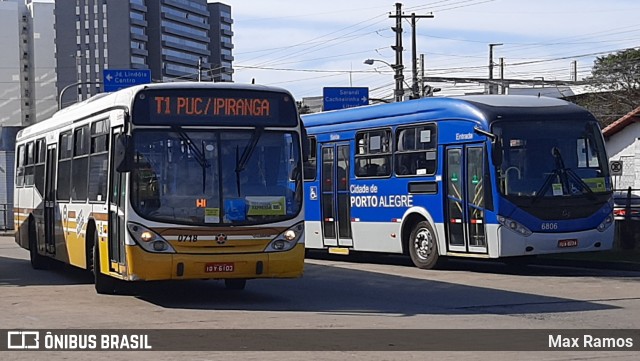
[14,82,306,293]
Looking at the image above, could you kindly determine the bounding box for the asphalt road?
[1,236,639,360]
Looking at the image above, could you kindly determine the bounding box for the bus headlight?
[265,222,304,252]
[498,216,532,237]
[597,214,614,232]
[127,222,176,253]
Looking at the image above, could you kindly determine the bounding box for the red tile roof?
[602,106,640,137]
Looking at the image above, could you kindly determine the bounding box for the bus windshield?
[130,129,302,225]
[493,120,611,199]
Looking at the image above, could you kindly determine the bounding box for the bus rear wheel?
[408,221,440,269]
[224,279,247,290]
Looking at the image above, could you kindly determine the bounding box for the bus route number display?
[154,96,272,118]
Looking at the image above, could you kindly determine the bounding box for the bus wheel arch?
[85,220,97,272]
[86,218,117,294]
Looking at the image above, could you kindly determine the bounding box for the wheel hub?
[414,229,433,260]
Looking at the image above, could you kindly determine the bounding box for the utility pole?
[488,43,502,94]
[570,60,577,82]
[419,54,425,96]
[389,3,404,102]
[389,5,434,100]
[409,12,433,99]
[499,57,505,94]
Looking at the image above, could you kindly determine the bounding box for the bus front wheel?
[408,221,440,269]
[91,231,117,295]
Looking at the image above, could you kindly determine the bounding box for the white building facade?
[0,0,56,127]
[602,106,640,193]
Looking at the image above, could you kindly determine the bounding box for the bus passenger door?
[444,144,488,254]
[108,128,127,274]
[320,143,353,248]
[44,145,57,254]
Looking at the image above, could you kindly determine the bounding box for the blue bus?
[301,95,614,269]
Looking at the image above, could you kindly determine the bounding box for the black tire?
[29,220,49,270]
[92,231,117,294]
[408,220,440,269]
[224,279,247,290]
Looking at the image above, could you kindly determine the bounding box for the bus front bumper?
[498,225,615,257]
[123,243,305,281]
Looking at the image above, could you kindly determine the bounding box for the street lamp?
[58,81,102,110]
[364,58,405,102]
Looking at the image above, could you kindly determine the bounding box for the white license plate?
[204,262,234,272]
[558,239,578,248]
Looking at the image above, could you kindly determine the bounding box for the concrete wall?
[605,121,640,193]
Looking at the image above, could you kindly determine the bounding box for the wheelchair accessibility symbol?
[309,186,318,200]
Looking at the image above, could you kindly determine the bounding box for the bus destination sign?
[154,96,272,117]
[132,89,297,126]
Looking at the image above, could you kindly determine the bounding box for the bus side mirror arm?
[114,134,133,173]
[473,126,502,167]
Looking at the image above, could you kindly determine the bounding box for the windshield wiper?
[234,127,264,197]
[236,127,264,173]
[533,147,595,203]
[173,127,210,169]
[173,127,210,193]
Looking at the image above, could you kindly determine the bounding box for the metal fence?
[0,203,11,231]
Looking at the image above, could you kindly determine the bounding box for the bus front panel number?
[177,235,198,242]
[541,223,558,231]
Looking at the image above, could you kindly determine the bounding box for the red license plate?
[558,239,578,248]
[205,262,234,273]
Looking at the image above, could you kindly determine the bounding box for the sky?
[221,0,640,101]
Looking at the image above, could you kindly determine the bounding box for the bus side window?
[89,119,110,202]
[15,144,25,187]
[355,129,392,178]
[395,124,437,176]
[303,137,316,181]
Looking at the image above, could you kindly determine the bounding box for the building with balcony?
[0,0,56,126]
[55,0,233,109]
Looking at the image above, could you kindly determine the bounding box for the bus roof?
[17,82,294,142]
[302,95,593,132]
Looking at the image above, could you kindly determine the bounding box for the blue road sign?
[103,69,151,92]
[323,87,369,111]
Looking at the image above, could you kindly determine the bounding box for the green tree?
[574,48,640,127]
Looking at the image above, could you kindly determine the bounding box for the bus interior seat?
[397,131,415,152]
[377,163,388,176]
[361,163,378,176]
